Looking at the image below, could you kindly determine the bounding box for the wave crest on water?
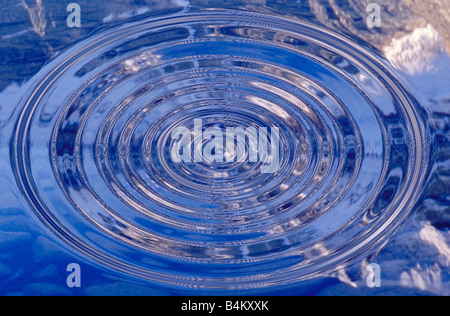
[11,11,430,290]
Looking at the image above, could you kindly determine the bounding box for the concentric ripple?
[12,11,429,290]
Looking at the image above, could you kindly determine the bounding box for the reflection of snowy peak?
[384,24,450,111]
[384,25,447,76]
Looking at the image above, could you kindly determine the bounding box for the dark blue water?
[0,1,448,296]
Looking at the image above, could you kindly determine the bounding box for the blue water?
[0,1,448,296]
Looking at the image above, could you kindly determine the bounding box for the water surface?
[0,0,448,296]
